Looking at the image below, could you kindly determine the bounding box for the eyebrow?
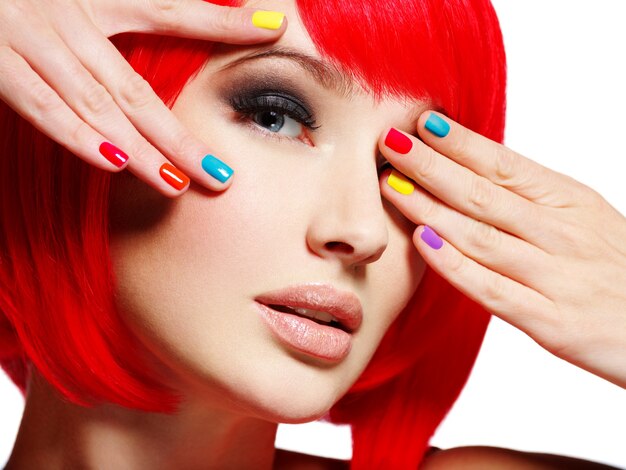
[217,47,359,98]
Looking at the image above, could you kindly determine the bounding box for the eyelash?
[228,89,392,173]
[229,92,320,135]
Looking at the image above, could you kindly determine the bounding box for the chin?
[219,365,348,425]
[166,335,357,423]
[259,399,336,425]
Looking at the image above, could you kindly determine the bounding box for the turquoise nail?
[425,113,450,138]
[202,154,233,183]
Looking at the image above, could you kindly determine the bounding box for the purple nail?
[421,225,443,250]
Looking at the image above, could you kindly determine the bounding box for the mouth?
[254,283,363,334]
[266,304,350,333]
[254,301,354,362]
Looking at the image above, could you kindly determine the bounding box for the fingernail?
[387,170,414,195]
[160,163,190,191]
[385,128,413,154]
[421,225,443,250]
[252,11,285,30]
[202,154,233,183]
[99,142,129,168]
[425,113,450,138]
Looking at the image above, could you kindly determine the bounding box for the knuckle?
[448,127,470,159]
[467,176,495,213]
[545,216,593,257]
[30,83,62,118]
[150,0,181,22]
[3,3,56,43]
[467,220,500,253]
[169,131,199,160]
[0,46,18,80]
[576,180,606,209]
[49,0,74,9]
[550,217,576,246]
[212,6,246,33]
[448,250,466,276]
[81,82,113,116]
[419,195,440,221]
[68,120,90,146]
[415,150,438,180]
[118,73,154,112]
[482,273,507,305]
[1,1,25,28]
[493,144,517,184]
[128,141,155,166]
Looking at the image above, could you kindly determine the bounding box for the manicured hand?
[379,111,626,389]
[0,0,287,197]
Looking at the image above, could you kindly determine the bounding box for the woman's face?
[109,0,427,423]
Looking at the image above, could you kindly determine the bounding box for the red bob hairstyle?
[0,0,506,467]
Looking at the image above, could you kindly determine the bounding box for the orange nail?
[160,163,189,191]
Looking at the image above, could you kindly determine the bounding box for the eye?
[228,90,319,143]
[252,110,303,137]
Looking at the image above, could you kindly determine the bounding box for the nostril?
[325,241,354,254]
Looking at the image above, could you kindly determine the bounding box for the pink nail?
[99,142,129,168]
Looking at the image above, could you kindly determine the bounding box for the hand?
[379,111,626,389]
[0,0,287,196]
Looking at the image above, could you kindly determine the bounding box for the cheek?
[363,193,425,332]
[108,157,308,320]
[106,171,288,381]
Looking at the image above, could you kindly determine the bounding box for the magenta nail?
[421,225,443,250]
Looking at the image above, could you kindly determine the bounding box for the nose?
[306,145,389,269]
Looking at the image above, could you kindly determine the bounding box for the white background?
[1,1,625,468]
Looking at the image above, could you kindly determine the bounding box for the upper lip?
[254,283,363,333]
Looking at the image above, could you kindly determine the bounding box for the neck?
[6,371,279,470]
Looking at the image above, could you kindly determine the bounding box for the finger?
[9,25,201,197]
[416,111,590,208]
[380,168,557,294]
[54,10,235,193]
[412,224,556,337]
[101,0,287,42]
[0,45,128,172]
[380,127,549,248]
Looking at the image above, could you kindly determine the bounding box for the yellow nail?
[252,11,285,30]
[387,170,415,195]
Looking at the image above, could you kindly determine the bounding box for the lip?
[254,302,353,362]
[254,283,363,333]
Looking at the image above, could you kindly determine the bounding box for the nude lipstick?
[254,283,363,362]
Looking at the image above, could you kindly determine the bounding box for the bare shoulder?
[420,446,621,470]
[274,449,349,470]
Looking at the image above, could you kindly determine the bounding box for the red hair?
[0,0,506,467]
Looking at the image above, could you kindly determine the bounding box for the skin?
[7,1,426,468]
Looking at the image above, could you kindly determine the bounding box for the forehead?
[216,0,428,117]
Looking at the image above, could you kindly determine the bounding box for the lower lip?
[255,302,352,362]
